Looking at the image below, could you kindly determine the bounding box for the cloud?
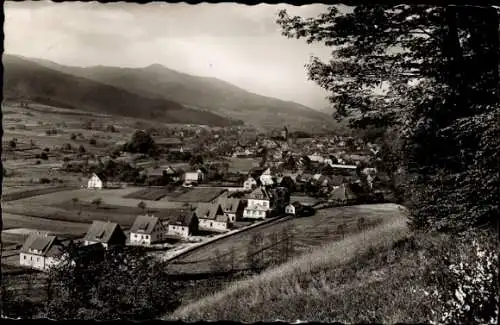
[4,1,334,109]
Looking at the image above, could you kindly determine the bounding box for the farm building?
[243,176,258,191]
[183,169,206,184]
[243,186,271,220]
[129,215,167,246]
[194,203,230,232]
[328,183,357,205]
[19,233,65,272]
[155,138,183,151]
[259,168,275,186]
[87,172,106,189]
[218,197,246,222]
[289,195,319,207]
[168,213,198,238]
[286,201,315,217]
[83,221,126,249]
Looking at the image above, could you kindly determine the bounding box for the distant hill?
[2,54,239,127]
[29,57,341,132]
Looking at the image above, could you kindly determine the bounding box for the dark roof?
[169,213,195,227]
[247,187,270,200]
[195,203,224,220]
[92,172,108,182]
[130,215,160,235]
[155,138,182,145]
[83,221,123,244]
[289,195,318,206]
[218,198,243,213]
[20,233,60,257]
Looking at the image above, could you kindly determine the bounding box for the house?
[312,174,332,187]
[155,138,183,152]
[259,167,275,186]
[87,172,107,189]
[195,203,230,232]
[129,215,167,246]
[83,221,126,249]
[285,201,314,217]
[243,186,272,220]
[20,233,65,271]
[168,213,199,238]
[279,175,296,193]
[328,183,357,205]
[289,195,319,207]
[220,198,246,222]
[243,176,258,191]
[183,169,205,184]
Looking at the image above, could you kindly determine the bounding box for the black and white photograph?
[0,1,498,323]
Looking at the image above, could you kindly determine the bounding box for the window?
[210,222,213,227]
[23,255,26,260]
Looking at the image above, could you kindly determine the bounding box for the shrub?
[427,234,498,324]
[70,133,77,140]
[40,152,49,160]
[89,138,97,145]
[40,178,51,184]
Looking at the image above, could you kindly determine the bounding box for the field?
[227,157,260,174]
[172,187,227,203]
[124,187,173,201]
[166,204,401,274]
[167,204,412,322]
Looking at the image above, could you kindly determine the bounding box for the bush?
[70,133,77,140]
[89,138,97,145]
[40,178,51,184]
[40,152,49,160]
[427,233,498,324]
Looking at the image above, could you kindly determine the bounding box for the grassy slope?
[3,54,236,127]
[166,205,442,323]
[30,57,343,132]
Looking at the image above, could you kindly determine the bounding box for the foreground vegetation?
[168,219,497,323]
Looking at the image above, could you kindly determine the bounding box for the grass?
[173,187,227,203]
[167,204,397,274]
[166,211,442,323]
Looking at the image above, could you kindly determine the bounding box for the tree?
[124,130,157,155]
[277,5,500,232]
[9,139,16,149]
[337,223,347,239]
[89,138,97,145]
[137,201,146,213]
[357,217,366,232]
[92,198,103,209]
[70,133,77,141]
[72,197,79,208]
[78,145,86,154]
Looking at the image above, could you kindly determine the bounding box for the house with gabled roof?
[87,172,107,190]
[20,233,66,271]
[83,221,126,249]
[168,213,198,238]
[243,186,272,220]
[129,215,167,246]
[195,203,230,232]
[218,197,246,222]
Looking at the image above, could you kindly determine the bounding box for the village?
[3,114,395,273]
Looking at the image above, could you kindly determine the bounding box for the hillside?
[29,57,340,132]
[165,204,437,323]
[2,54,239,127]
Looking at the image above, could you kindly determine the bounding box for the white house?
[243,176,258,191]
[218,198,245,222]
[20,234,65,272]
[87,172,106,189]
[259,168,275,186]
[243,187,272,220]
[195,203,230,232]
[129,215,167,246]
[167,214,198,238]
[83,221,126,249]
[183,169,205,184]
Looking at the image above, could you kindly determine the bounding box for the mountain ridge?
[21,55,339,132]
[3,54,239,127]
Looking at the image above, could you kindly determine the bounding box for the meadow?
[167,206,418,323]
[166,204,397,274]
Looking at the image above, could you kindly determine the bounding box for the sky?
[4,1,343,111]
